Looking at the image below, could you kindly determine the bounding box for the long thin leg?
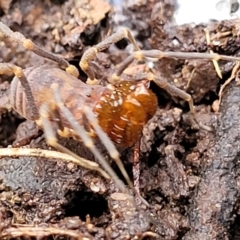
[147,72,195,114]
[39,102,110,179]
[83,103,154,208]
[0,21,79,77]
[82,96,152,206]
[111,46,240,114]
[133,49,240,62]
[110,55,136,84]
[50,83,130,194]
[83,105,133,189]
[113,49,240,74]
[111,47,240,84]
[133,141,140,194]
[115,65,196,116]
[80,28,140,83]
[0,63,38,119]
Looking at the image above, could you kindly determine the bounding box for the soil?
[0,0,240,239]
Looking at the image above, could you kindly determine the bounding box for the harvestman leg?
[80,28,140,83]
[0,22,134,194]
[39,102,110,180]
[0,23,109,178]
[0,21,79,77]
[80,28,240,85]
[0,25,110,178]
[84,104,150,205]
[0,63,38,120]
[112,52,195,115]
[82,105,134,190]
[112,49,240,79]
[39,83,133,194]
[111,49,240,114]
[133,141,140,194]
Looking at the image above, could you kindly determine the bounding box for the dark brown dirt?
[1,0,240,239]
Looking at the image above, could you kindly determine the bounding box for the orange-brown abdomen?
[94,81,158,148]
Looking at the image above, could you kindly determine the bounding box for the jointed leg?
[80,28,140,84]
[111,49,240,76]
[50,83,131,194]
[111,46,240,113]
[0,63,38,119]
[39,102,110,179]
[131,72,197,124]
[83,105,134,190]
[112,55,196,115]
[110,55,136,84]
[110,44,240,84]
[0,21,79,77]
[132,49,240,62]
[147,73,195,114]
[133,141,140,194]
